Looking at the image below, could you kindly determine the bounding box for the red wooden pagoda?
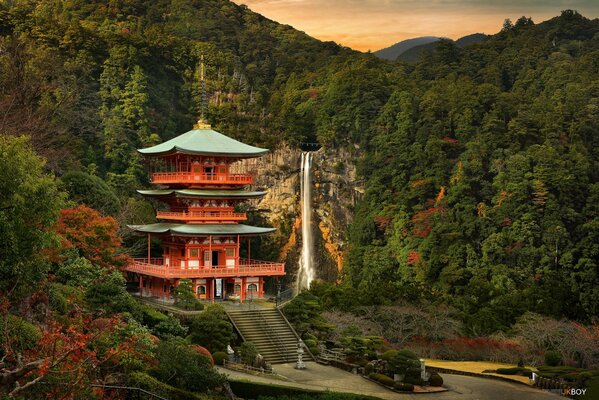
[124,120,284,302]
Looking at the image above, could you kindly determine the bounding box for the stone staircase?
[227,308,313,364]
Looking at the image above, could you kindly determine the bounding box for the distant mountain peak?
[373,36,441,61]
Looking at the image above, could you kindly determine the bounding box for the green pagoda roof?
[128,223,275,236]
[138,128,268,157]
[137,189,267,199]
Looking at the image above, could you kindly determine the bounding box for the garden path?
[218,362,561,400]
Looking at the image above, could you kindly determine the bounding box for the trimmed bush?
[544,350,562,367]
[128,372,205,400]
[496,367,532,377]
[394,382,415,392]
[304,339,317,348]
[212,351,227,365]
[404,376,424,385]
[429,373,443,387]
[239,341,259,365]
[369,373,395,387]
[364,363,374,375]
[396,349,418,360]
[382,350,398,361]
[308,346,320,356]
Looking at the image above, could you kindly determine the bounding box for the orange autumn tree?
[56,205,129,269]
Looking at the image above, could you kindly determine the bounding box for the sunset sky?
[233,0,599,52]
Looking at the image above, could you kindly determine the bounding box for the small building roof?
[137,189,267,199]
[138,128,268,157]
[128,223,275,236]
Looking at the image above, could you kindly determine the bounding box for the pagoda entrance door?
[205,166,215,181]
[212,251,219,267]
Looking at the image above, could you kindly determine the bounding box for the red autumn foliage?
[56,205,129,269]
[410,179,431,189]
[373,215,392,231]
[1,306,152,397]
[411,206,446,238]
[441,136,459,144]
[193,345,215,365]
[407,250,421,265]
[407,336,522,362]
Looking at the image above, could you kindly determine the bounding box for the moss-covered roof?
[138,128,268,157]
[128,223,275,236]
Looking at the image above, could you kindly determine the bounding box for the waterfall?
[296,152,315,293]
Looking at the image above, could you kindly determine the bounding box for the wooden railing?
[156,210,247,222]
[126,258,285,278]
[150,172,252,185]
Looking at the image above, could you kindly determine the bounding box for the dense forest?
[0,0,598,396]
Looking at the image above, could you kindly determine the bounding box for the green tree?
[151,337,225,392]
[0,136,65,298]
[187,304,233,353]
[174,279,203,310]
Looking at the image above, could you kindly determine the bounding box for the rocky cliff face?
[233,145,363,287]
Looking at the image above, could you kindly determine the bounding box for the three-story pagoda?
[125,121,285,302]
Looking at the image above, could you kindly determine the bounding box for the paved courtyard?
[219,361,561,400]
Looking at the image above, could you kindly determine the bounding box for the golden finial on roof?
[194,54,211,129]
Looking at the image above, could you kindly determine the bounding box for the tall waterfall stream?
[295,152,315,293]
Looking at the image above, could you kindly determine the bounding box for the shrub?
[304,339,317,348]
[429,373,443,386]
[193,346,214,365]
[382,350,398,361]
[152,315,188,339]
[239,341,259,366]
[386,350,421,377]
[364,363,374,375]
[174,279,203,310]
[404,376,424,385]
[213,351,228,365]
[545,350,562,367]
[187,304,233,353]
[128,372,206,400]
[394,382,414,391]
[308,346,320,356]
[368,373,395,387]
[396,349,418,359]
[495,367,532,377]
[151,337,225,392]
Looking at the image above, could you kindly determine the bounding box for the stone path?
[218,361,562,400]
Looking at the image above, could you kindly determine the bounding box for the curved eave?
[137,189,267,199]
[137,129,269,158]
[138,146,269,158]
[128,223,276,237]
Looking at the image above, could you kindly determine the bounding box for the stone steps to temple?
[226,308,314,364]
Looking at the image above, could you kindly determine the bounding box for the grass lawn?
[425,359,536,384]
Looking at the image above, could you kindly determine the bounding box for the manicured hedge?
[232,380,381,400]
[393,382,414,392]
[429,373,443,387]
[229,380,321,398]
[496,367,533,377]
[368,373,395,386]
[127,372,209,400]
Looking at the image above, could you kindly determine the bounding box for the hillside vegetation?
[0,2,598,387]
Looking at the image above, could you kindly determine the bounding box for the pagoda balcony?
[125,258,285,278]
[150,172,253,185]
[156,210,247,223]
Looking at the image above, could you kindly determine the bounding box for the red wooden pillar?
[139,275,143,296]
[258,277,264,299]
[241,277,246,303]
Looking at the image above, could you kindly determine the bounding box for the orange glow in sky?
[234,1,599,52]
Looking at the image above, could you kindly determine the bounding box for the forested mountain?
[397,33,487,62]
[1,0,598,337]
[373,36,441,60]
